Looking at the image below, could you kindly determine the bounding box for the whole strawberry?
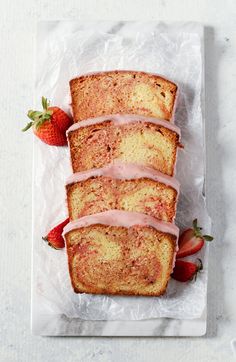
[42,218,69,249]
[172,259,203,282]
[176,219,213,259]
[22,97,72,146]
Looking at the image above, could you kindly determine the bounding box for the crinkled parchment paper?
[32,21,211,321]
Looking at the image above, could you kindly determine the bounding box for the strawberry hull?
[23,97,72,146]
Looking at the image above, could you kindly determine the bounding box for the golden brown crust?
[66,184,75,221]
[65,224,176,296]
[68,121,179,176]
[70,70,178,122]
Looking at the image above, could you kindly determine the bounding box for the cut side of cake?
[66,163,179,222]
[63,210,179,296]
[67,115,181,176]
[70,70,178,122]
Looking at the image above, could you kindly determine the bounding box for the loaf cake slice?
[70,70,178,122]
[63,210,179,296]
[67,115,181,176]
[66,163,179,222]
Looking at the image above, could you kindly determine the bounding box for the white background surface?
[1,0,236,361]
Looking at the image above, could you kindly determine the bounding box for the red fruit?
[22,97,72,146]
[33,120,67,146]
[177,229,204,258]
[172,259,203,282]
[42,218,69,249]
[48,106,72,133]
[176,219,213,259]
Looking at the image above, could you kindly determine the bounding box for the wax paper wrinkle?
[34,22,211,320]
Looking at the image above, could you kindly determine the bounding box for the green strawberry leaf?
[43,110,53,120]
[191,219,214,241]
[203,235,214,241]
[27,110,42,120]
[22,122,33,132]
[193,219,198,229]
[35,118,45,130]
[42,96,50,110]
[27,110,36,120]
[23,97,53,133]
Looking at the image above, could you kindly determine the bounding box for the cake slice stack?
[64,70,181,296]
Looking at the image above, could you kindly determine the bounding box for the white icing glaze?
[66,114,181,136]
[66,161,180,193]
[63,210,179,239]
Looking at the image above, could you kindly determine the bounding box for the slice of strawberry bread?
[63,210,179,296]
[70,70,178,122]
[66,163,179,222]
[67,115,181,176]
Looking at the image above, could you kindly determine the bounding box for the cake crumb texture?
[70,70,177,122]
[68,120,179,176]
[67,177,178,222]
[65,224,176,296]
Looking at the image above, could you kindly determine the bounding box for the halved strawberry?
[176,219,213,259]
[172,259,203,282]
[42,218,69,249]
